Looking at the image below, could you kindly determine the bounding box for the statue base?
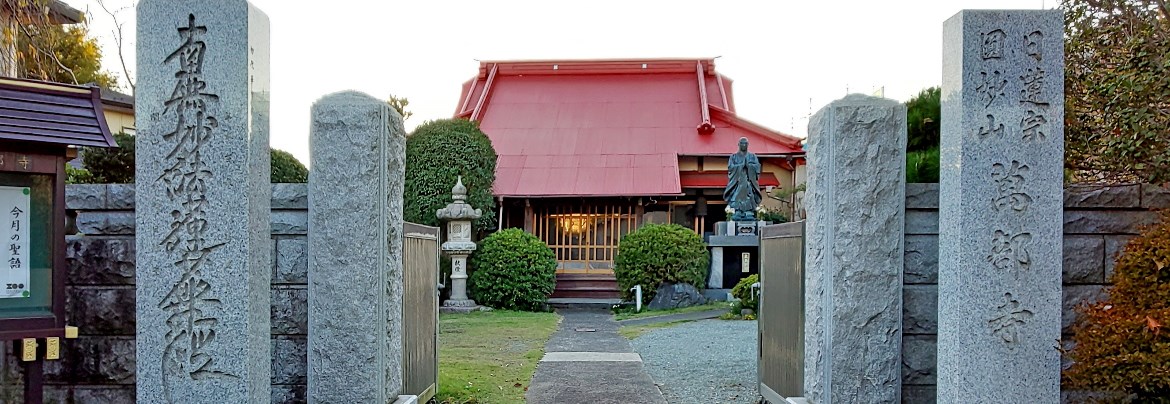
[440,299,483,314]
[715,221,767,236]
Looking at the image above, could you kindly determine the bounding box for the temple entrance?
[529,201,639,274]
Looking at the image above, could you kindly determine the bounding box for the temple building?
[454,58,806,298]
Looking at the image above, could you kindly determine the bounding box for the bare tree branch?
[94,0,135,94]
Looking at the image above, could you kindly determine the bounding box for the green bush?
[468,229,557,311]
[614,224,709,305]
[906,147,940,183]
[271,149,308,183]
[405,119,497,229]
[1063,210,1170,400]
[905,87,940,152]
[731,274,760,311]
[79,132,135,183]
[65,165,96,184]
[758,210,788,224]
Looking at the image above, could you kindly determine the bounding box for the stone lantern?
[436,176,482,312]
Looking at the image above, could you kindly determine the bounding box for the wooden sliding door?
[531,203,638,274]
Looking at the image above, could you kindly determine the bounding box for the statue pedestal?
[715,221,767,236]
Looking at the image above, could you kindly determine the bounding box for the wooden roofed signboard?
[0,78,115,404]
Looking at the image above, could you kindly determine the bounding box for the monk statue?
[724,137,762,221]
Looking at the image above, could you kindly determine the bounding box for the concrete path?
[526,308,667,404]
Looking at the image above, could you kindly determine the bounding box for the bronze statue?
[724,137,762,221]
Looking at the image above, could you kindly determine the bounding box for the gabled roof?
[455,58,804,197]
[0,78,117,148]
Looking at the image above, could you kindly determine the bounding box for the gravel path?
[630,319,759,404]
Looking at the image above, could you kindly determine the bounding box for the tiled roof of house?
[455,58,803,197]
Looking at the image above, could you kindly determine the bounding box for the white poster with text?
[0,186,31,298]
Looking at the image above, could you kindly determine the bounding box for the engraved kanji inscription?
[976,71,1007,108]
[1020,67,1048,106]
[1024,30,1043,62]
[989,293,1034,345]
[976,114,1005,139]
[992,161,1033,212]
[987,229,1032,272]
[15,156,28,170]
[156,14,237,400]
[1021,110,1048,141]
[981,29,1006,60]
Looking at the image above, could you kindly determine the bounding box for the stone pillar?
[803,94,906,404]
[307,91,406,402]
[707,246,724,289]
[438,177,482,313]
[938,10,1064,402]
[135,1,271,402]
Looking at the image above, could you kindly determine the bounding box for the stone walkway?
[526,308,667,404]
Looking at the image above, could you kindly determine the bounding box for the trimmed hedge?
[468,229,557,311]
[405,119,497,229]
[1064,210,1170,399]
[614,224,709,305]
[272,149,308,183]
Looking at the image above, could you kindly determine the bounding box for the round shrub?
[468,229,556,311]
[271,149,308,183]
[80,132,135,183]
[614,224,709,304]
[405,119,497,229]
[732,274,760,311]
[1064,210,1170,399]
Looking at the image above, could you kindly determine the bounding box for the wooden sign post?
[0,78,116,404]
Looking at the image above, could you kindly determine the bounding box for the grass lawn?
[436,310,560,404]
[613,301,731,321]
[618,320,695,340]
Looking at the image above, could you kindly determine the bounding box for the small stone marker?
[135,1,271,402]
[937,10,1064,402]
[804,94,906,404]
[307,91,406,402]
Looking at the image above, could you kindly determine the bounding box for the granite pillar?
[803,94,906,404]
[938,10,1064,403]
[708,247,724,289]
[306,91,406,403]
[134,1,271,402]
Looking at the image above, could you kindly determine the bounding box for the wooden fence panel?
[758,221,805,402]
[402,222,439,402]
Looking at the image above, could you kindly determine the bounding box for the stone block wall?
[1,184,311,404]
[900,183,1169,403]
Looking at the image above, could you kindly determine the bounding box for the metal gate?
[402,223,440,402]
[758,221,805,402]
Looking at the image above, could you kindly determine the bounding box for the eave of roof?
[0,78,117,148]
[48,1,83,24]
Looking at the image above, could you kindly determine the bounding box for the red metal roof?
[679,171,780,188]
[0,78,116,148]
[455,58,804,197]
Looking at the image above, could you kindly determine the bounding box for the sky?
[65,0,1048,166]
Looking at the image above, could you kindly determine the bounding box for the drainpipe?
[497,196,504,231]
